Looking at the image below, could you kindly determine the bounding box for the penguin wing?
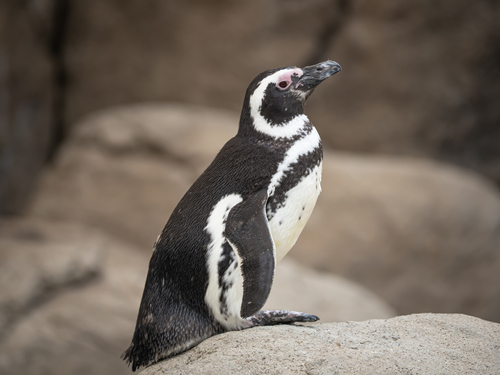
[224,188,275,318]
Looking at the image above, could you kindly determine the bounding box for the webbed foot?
[244,310,319,328]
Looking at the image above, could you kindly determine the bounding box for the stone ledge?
[141,313,500,375]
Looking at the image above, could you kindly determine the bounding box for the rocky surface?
[71,103,237,175]
[3,1,500,214]
[0,218,101,337]
[0,217,393,375]
[29,103,500,322]
[312,0,500,182]
[265,259,396,322]
[293,152,500,321]
[0,219,147,375]
[29,104,236,248]
[141,314,500,375]
[61,0,341,125]
[0,0,58,214]
[60,0,500,182]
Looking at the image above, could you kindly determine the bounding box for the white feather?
[249,68,308,139]
[204,194,245,330]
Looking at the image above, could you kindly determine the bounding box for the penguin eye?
[277,80,290,90]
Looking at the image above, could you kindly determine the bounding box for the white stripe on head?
[250,68,308,139]
[204,194,245,330]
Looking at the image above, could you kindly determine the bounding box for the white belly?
[268,162,322,262]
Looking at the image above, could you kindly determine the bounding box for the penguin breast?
[267,162,322,262]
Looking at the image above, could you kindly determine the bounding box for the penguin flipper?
[225,188,275,318]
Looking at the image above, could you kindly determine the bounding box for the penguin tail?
[121,301,228,371]
[121,343,141,372]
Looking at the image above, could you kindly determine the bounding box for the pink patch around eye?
[277,68,303,88]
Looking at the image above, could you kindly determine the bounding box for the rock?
[3,1,500,218]
[0,222,148,375]
[0,0,57,214]
[0,219,394,375]
[141,313,500,375]
[29,103,237,248]
[71,103,238,174]
[292,152,500,322]
[59,0,500,182]
[61,0,340,126]
[264,259,396,322]
[0,218,101,337]
[311,0,500,182]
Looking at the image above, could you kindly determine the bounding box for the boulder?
[293,152,500,321]
[29,103,237,248]
[0,0,57,214]
[60,0,500,181]
[0,217,394,375]
[3,0,500,216]
[0,218,101,337]
[141,314,500,375]
[265,259,395,322]
[311,0,500,182]
[70,103,238,174]
[61,0,341,125]
[0,221,148,375]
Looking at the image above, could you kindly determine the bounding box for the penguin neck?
[238,102,311,141]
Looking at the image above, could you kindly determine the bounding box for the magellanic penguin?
[122,60,341,371]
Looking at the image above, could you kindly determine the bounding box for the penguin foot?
[244,310,319,328]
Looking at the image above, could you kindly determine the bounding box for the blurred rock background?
[1,1,500,374]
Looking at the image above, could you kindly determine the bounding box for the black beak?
[296,60,341,91]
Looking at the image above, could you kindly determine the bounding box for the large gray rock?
[3,0,500,216]
[292,153,500,322]
[60,0,500,182]
[0,218,101,338]
[141,314,500,375]
[265,259,395,322]
[311,0,500,182]
[0,0,57,214]
[71,103,238,175]
[0,222,148,375]
[30,103,237,248]
[61,0,340,125]
[0,217,393,375]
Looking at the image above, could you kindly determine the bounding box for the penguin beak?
[295,60,341,92]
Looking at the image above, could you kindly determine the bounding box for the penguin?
[122,60,341,371]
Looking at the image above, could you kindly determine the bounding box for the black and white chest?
[265,127,323,262]
[247,68,324,262]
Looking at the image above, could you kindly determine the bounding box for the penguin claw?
[244,310,319,328]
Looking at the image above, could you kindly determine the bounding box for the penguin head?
[239,60,341,137]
